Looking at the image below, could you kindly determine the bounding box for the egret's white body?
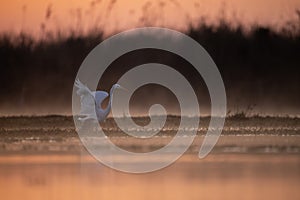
[75,79,121,122]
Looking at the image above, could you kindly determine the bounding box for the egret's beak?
[120,86,129,92]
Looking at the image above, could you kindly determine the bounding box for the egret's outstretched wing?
[75,79,97,119]
[75,79,93,96]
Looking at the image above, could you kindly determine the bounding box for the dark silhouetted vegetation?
[0,11,300,115]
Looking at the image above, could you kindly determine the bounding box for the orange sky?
[1,0,300,37]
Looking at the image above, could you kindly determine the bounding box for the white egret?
[75,79,123,122]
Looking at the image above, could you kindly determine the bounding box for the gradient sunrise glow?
[1,0,300,38]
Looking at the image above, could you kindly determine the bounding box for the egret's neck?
[108,86,115,107]
[103,85,116,117]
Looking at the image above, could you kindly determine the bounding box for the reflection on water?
[0,116,299,199]
[0,153,299,200]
